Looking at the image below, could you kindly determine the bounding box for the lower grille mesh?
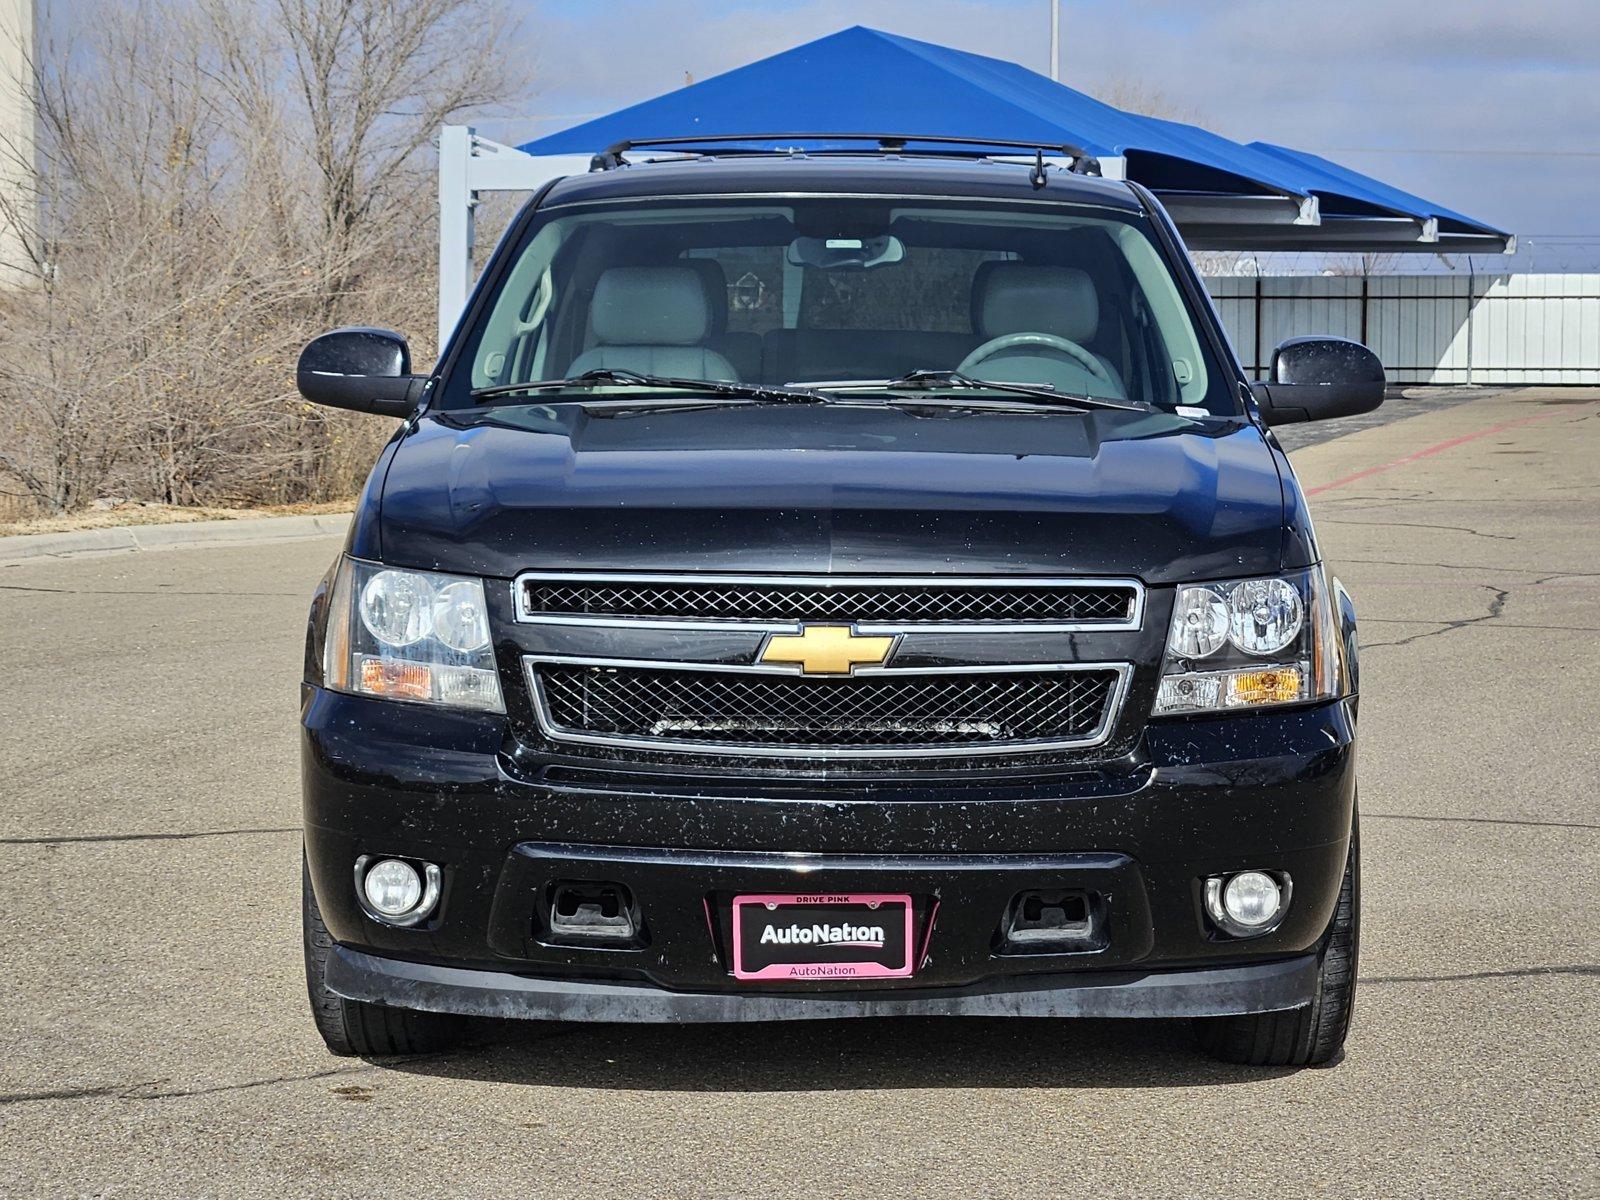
[534,664,1120,753]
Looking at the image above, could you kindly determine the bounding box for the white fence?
[1204,274,1600,385]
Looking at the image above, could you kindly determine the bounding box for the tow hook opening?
[999,889,1105,953]
[544,881,641,946]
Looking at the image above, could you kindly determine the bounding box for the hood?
[372,402,1292,584]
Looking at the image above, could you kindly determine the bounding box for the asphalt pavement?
[1,387,1596,1198]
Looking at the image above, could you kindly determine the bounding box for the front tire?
[303,857,464,1056]
[1194,815,1359,1067]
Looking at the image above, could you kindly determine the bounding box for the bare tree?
[0,0,528,514]
[207,0,526,325]
[1092,78,1199,124]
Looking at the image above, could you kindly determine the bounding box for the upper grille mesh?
[521,579,1136,624]
[534,664,1120,753]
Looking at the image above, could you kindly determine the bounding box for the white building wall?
[0,0,33,284]
[1206,273,1600,386]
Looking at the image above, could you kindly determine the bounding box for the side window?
[1116,225,1211,406]
[471,220,567,389]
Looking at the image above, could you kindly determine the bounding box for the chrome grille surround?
[510,574,1142,760]
[514,572,1144,633]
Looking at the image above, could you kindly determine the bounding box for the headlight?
[323,556,504,713]
[1227,578,1303,655]
[359,570,433,647]
[431,581,493,652]
[1152,567,1338,716]
[1168,585,1230,658]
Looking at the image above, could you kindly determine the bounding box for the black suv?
[296,140,1379,1066]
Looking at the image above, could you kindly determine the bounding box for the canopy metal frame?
[437,124,1512,346]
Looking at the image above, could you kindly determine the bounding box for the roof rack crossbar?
[589,133,1101,176]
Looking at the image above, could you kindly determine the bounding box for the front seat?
[678,257,764,381]
[968,263,1127,397]
[570,266,740,381]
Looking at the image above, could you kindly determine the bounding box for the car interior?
[469,202,1206,409]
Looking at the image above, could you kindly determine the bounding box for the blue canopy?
[520,26,1510,253]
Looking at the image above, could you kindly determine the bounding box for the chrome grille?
[518,576,1138,626]
[531,663,1124,757]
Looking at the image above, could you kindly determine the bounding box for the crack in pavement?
[1,827,298,846]
[0,1032,581,1107]
[0,1083,135,1105]
[0,584,304,598]
[1365,812,1600,833]
[1530,569,1600,586]
[131,1065,373,1102]
[1322,519,1516,541]
[1364,965,1600,985]
[0,1065,370,1107]
[1340,558,1600,581]
[1329,493,1597,503]
[1361,584,1511,650]
[1360,618,1592,633]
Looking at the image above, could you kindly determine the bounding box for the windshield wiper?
[471,368,829,406]
[810,369,1148,413]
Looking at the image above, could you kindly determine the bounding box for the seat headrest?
[590,267,712,346]
[677,258,730,334]
[973,263,1100,343]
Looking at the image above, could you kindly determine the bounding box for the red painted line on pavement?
[1304,409,1574,496]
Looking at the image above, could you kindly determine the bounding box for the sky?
[489,0,1600,270]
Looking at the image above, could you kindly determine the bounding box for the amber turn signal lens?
[1226,667,1304,707]
[358,656,433,701]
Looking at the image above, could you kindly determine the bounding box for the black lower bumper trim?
[325,946,1318,1024]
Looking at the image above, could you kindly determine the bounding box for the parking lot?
[2,387,1597,1198]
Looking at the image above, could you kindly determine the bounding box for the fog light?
[1204,870,1290,937]
[1224,871,1281,925]
[354,856,442,927]
[364,859,422,915]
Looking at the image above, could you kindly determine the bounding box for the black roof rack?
[589,133,1101,178]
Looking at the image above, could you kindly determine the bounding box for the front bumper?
[326,945,1318,1022]
[303,689,1355,1013]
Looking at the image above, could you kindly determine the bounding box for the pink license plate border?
[730,892,915,981]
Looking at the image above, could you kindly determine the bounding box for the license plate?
[731,893,914,981]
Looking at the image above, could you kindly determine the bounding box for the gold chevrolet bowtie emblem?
[759,624,896,676]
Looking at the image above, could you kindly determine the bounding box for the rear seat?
[761,328,980,384]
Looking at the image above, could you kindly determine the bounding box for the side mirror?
[1251,336,1385,426]
[296,327,426,417]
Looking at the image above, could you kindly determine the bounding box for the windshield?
[441,196,1236,414]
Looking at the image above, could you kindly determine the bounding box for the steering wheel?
[957,331,1114,387]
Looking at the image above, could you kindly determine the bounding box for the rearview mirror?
[1252,336,1385,426]
[786,234,904,270]
[296,327,426,417]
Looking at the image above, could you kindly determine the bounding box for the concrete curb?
[0,512,351,565]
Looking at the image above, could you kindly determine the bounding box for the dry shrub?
[0,0,525,514]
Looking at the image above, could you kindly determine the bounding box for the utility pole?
[1049,0,1060,81]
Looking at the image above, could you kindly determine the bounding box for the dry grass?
[0,499,352,538]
